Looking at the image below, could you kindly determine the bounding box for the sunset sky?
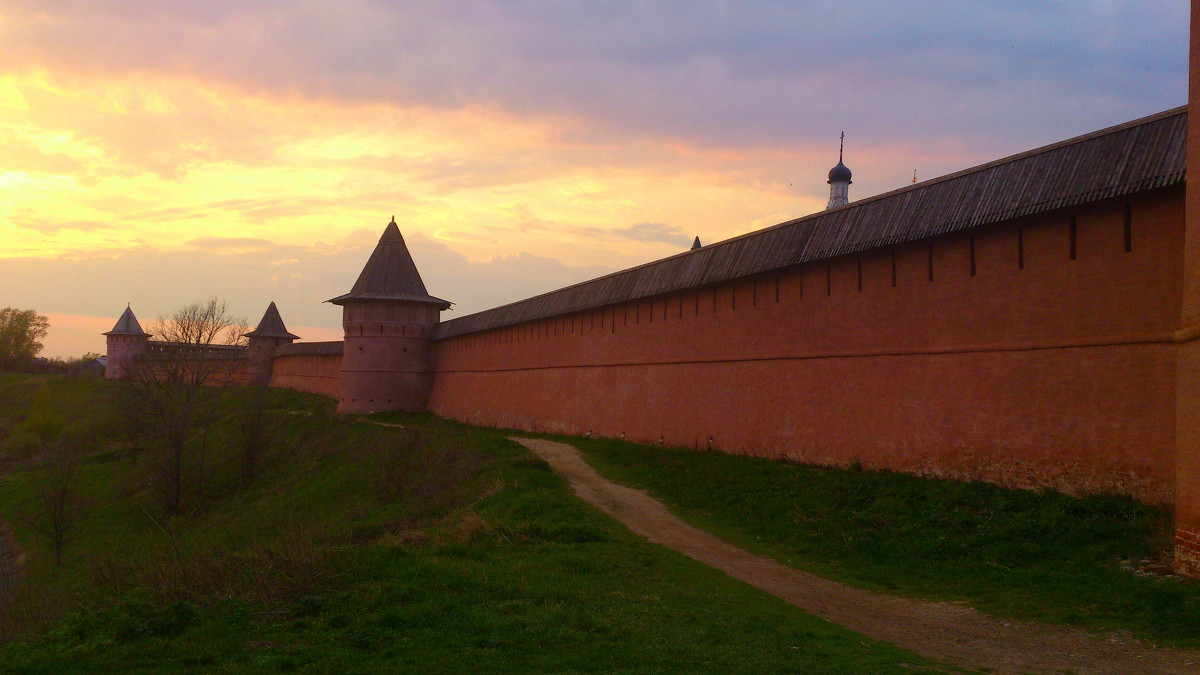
[0,1,1188,358]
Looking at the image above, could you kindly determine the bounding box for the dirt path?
[513,438,1200,675]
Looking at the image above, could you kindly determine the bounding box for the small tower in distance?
[103,305,149,380]
[827,131,852,209]
[328,217,452,414]
[244,301,299,387]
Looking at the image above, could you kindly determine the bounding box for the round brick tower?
[244,301,299,387]
[328,218,452,414]
[103,305,149,380]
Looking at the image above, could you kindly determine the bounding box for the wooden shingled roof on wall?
[433,106,1187,340]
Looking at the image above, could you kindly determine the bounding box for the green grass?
[0,376,932,673]
[566,434,1200,648]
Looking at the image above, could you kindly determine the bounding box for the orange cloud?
[1,67,828,271]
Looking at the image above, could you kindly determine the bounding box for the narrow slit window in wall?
[891,249,897,287]
[1069,216,1077,260]
[856,257,863,291]
[1124,203,1132,253]
[1018,226,1025,269]
[826,261,832,295]
[695,291,699,316]
[969,234,976,277]
[732,284,737,310]
[927,242,934,282]
[713,288,717,313]
[775,273,780,302]
[799,267,804,298]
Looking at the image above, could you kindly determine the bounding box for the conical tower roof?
[244,301,300,339]
[103,305,148,336]
[327,218,452,309]
[691,236,702,250]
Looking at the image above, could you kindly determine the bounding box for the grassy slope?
[0,376,929,674]
[568,435,1200,648]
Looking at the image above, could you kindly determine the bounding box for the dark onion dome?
[828,160,852,184]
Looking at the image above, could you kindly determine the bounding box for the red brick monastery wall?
[429,188,1185,503]
[269,345,343,399]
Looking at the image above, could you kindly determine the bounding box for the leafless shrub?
[18,442,89,565]
[126,298,247,515]
[0,522,34,642]
[239,387,270,485]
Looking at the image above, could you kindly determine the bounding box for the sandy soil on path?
[513,438,1200,675]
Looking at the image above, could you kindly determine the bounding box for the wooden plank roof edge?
[434,105,1186,338]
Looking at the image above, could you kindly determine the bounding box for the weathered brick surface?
[104,333,148,380]
[247,336,292,387]
[338,300,439,413]
[269,353,342,399]
[1176,529,1200,577]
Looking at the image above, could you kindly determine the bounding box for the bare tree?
[238,387,269,485]
[142,297,248,388]
[21,442,87,566]
[127,298,247,515]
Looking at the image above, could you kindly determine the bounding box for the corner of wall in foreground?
[1175,4,1200,578]
[1177,328,1200,577]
